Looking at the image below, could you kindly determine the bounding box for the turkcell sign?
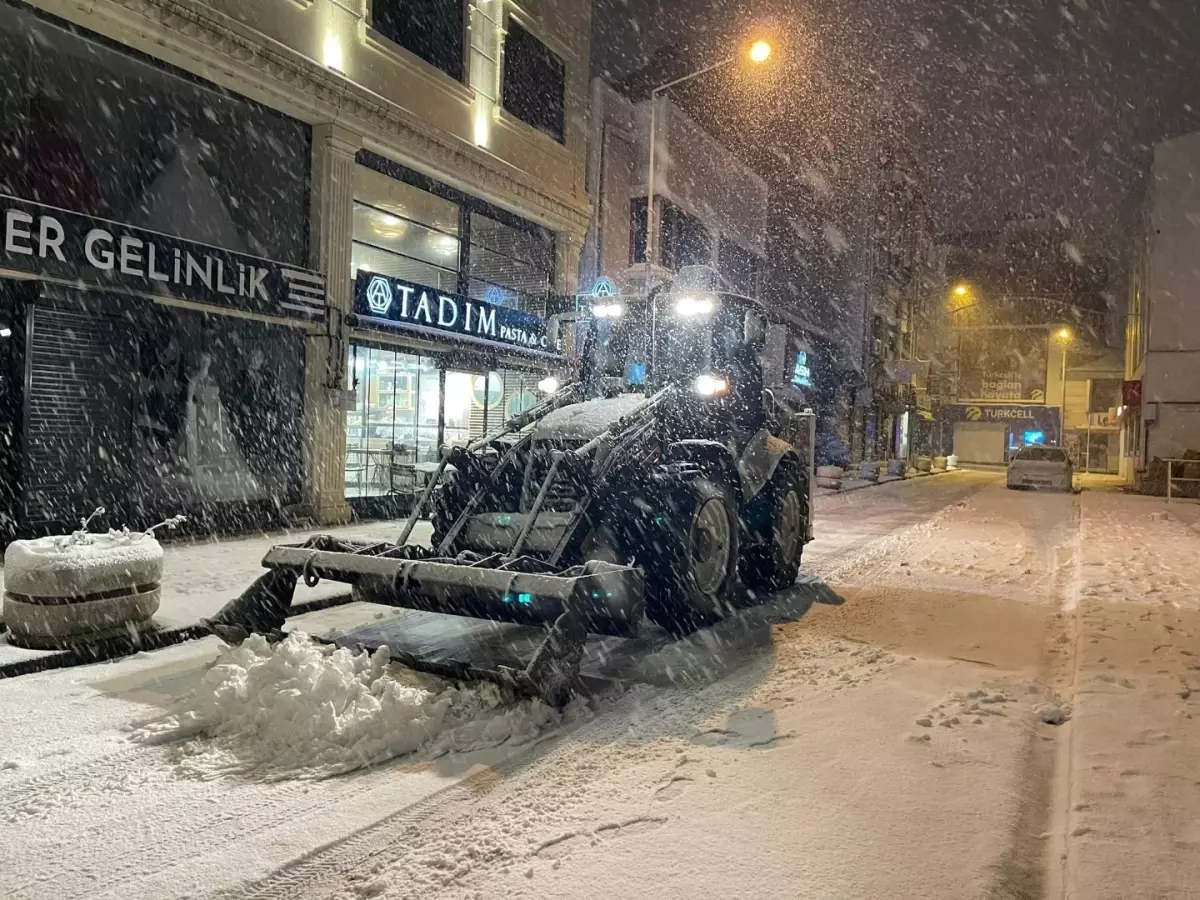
[354,271,552,353]
[945,404,1062,434]
[0,193,326,321]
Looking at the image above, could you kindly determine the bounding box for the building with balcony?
[578,78,768,298]
[0,0,593,539]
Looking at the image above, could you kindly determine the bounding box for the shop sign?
[1087,410,1118,430]
[943,403,1062,435]
[0,194,326,321]
[575,277,619,312]
[354,271,553,353]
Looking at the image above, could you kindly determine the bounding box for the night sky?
[592,0,1200,276]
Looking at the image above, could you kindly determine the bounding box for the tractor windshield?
[649,293,746,387]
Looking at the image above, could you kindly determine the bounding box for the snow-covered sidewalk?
[0,520,433,666]
[1057,491,1200,899]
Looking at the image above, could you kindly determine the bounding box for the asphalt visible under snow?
[2,471,1198,899]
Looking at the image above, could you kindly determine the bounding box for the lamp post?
[643,40,773,283]
[1056,326,1073,446]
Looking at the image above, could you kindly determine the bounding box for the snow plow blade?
[200,537,644,706]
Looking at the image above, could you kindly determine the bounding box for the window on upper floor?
[660,202,712,270]
[502,21,565,143]
[372,0,465,82]
[1090,378,1122,414]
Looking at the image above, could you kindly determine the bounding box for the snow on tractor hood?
[533,393,650,441]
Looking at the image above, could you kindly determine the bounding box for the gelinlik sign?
[353,271,554,354]
[0,194,326,321]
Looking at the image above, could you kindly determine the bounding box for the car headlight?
[538,376,561,395]
[694,374,728,396]
[675,294,714,317]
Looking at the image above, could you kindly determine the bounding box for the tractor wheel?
[644,476,740,635]
[429,467,473,553]
[739,465,807,594]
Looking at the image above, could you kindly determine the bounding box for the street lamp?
[644,39,774,281]
[1056,326,1074,444]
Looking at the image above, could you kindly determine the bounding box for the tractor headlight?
[694,374,728,397]
[538,375,561,395]
[675,294,714,317]
[592,302,624,318]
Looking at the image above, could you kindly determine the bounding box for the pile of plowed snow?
[134,632,578,779]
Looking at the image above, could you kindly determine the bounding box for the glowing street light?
[749,40,773,64]
[645,33,778,278]
[1057,325,1075,427]
[953,283,970,297]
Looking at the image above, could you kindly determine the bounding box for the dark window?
[1089,378,1121,413]
[372,0,465,82]
[502,22,565,143]
[1015,446,1067,462]
[718,236,762,297]
[630,197,649,264]
[660,203,711,270]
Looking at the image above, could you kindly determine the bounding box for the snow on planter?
[133,632,583,780]
[2,513,175,649]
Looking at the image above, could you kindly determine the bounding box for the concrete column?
[556,230,584,294]
[303,123,360,525]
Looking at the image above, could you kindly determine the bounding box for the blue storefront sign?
[352,271,557,356]
[943,403,1063,444]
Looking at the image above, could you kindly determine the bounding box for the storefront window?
[444,371,475,448]
[345,346,440,498]
[467,212,553,314]
[351,176,462,293]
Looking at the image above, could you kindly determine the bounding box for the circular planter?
[887,460,907,477]
[816,465,845,479]
[946,454,959,470]
[915,457,932,473]
[932,456,948,471]
[858,462,880,482]
[3,533,163,649]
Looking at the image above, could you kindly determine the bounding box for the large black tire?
[644,476,741,635]
[739,464,807,593]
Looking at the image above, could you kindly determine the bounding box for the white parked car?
[1006,445,1074,491]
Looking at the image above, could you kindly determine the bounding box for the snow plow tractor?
[203,270,817,706]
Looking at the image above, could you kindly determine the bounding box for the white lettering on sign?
[37,216,65,262]
[5,209,34,256]
[119,236,143,277]
[84,228,115,270]
[476,305,496,338]
[0,198,323,318]
[414,291,434,325]
[147,243,170,282]
[437,295,458,328]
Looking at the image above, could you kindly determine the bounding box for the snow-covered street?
[3,471,1199,899]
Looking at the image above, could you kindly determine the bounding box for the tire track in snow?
[984,491,1083,900]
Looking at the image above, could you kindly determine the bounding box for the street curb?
[826,467,957,495]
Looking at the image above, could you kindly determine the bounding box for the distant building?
[853,148,938,464]
[579,78,768,298]
[1123,131,1200,482]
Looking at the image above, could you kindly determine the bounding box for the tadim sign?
[353,271,556,355]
